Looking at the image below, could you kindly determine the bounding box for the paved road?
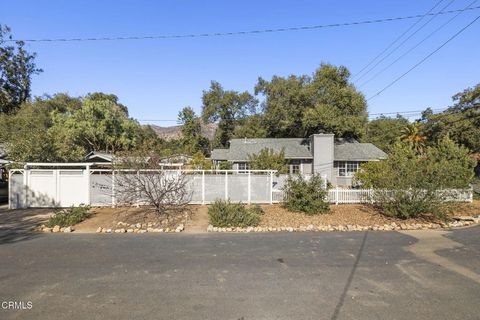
[0,227,479,320]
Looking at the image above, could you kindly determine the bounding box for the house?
[211,134,387,187]
[84,151,188,169]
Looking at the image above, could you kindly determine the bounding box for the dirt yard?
[70,200,480,233]
[258,201,480,228]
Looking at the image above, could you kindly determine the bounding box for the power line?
[351,0,446,80]
[6,6,480,43]
[137,108,448,123]
[354,0,457,82]
[367,14,480,101]
[358,0,477,88]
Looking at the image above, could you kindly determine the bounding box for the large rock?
[96,227,102,233]
[52,225,61,233]
[175,224,185,233]
[207,225,214,232]
[63,226,73,233]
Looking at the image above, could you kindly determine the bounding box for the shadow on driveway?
[0,206,53,245]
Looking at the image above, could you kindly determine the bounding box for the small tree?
[283,174,329,215]
[113,153,191,220]
[355,138,475,219]
[248,147,287,174]
[191,151,212,170]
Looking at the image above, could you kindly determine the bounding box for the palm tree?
[400,123,426,153]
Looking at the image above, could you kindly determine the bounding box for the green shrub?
[208,200,262,227]
[46,205,91,227]
[283,174,330,215]
[355,138,475,219]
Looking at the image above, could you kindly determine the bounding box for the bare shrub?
[113,154,192,220]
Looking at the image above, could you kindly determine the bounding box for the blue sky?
[1,0,479,125]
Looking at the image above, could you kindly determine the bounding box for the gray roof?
[211,137,387,162]
[334,140,387,161]
[211,138,312,161]
[85,151,114,162]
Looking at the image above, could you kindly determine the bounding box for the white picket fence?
[272,187,474,204]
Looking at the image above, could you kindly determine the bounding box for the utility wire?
[358,0,477,88]
[137,108,448,123]
[6,6,480,43]
[367,14,480,101]
[354,0,456,82]
[351,0,446,80]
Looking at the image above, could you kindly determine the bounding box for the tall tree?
[256,63,368,139]
[201,81,258,147]
[421,84,480,153]
[49,95,140,160]
[0,25,42,113]
[0,102,56,161]
[178,106,209,154]
[363,115,410,153]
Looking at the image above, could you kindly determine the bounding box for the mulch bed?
[257,201,480,228]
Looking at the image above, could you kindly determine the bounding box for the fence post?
[225,171,228,200]
[335,187,339,205]
[248,171,251,204]
[136,170,140,208]
[111,170,116,208]
[85,165,91,206]
[270,171,273,204]
[202,170,205,205]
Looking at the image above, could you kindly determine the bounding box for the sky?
[1,0,479,125]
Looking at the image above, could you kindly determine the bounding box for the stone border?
[207,217,480,233]
[40,223,185,233]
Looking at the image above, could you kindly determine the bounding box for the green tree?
[248,147,287,174]
[178,106,209,154]
[0,102,56,161]
[0,25,42,113]
[202,81,258,147]
[400,123,426,153]
[256,63,367,139]
[33,93,82,113]
[190,151,212,170]
[49,95,140,160]
[233,114,267,138]
[364,115,410,153]
[421,84,480,153]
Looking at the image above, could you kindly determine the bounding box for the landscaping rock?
[43,227,52,233]
[106,229,112,233]
[126,229,134,233]
[63,226,73,233]
[96,227,102,233]
[175,224,185,233]
[52,225,61,233]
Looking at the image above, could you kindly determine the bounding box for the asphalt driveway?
[0,226,479,320]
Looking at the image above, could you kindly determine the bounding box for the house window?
[335,161,361,177]
[238,162,250,173]
[290,164,300,174]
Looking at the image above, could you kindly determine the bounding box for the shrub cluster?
[283,174,330,215]
[46,205,91,228]
[208,200,264,227]
[355,138,475,219]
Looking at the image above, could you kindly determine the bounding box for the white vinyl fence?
[273,187,474,205]
[8,165,474,209]
[9,167,278,209]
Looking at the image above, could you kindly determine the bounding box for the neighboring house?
[84,151,188,169]
[211,134,387,187]
[0,144,8,202]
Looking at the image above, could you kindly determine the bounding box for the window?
[290,164,300,174]
[335,161,361,177]
[237,162,250,173]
